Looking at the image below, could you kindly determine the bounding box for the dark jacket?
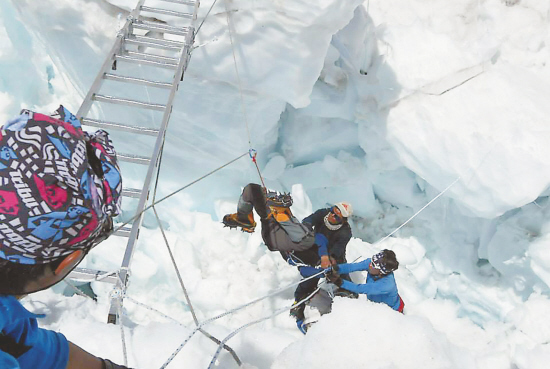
[302,208,352,263]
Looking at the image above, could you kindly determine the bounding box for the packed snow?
[1,0,550,368]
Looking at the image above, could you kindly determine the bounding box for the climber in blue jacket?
[327,249,405,313]
[0,106,127,369]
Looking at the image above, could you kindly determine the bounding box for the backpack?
[261,192,315,252]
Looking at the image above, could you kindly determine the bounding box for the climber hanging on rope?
[223,183,355,333]
[0,106,130,368]
[222,183,315,250]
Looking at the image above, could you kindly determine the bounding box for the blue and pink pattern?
[0,105,122,264]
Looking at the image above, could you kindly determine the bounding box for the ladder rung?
[114,225,133,237]
[81,117,159,136]
[122,188,143,198]
[93,94,166,111]
[69,267,119,284]
[125,35,182,51]
[160,0,197,5]
[115,54,178,69]
[125,50,179,64]
[132,20,190,36]
[140,6,194,19]
[104,73,172,90]
[118,153,152,165]
[130,34,184,48]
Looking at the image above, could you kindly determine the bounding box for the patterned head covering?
[0,106,122,264]
[371,251,392,275]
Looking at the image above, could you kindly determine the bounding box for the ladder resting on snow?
[69,0,197,323]
[67,1,243,366]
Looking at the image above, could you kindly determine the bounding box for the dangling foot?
[290,301,305,320]
[290,302,307,334]
[296,319,307,335]
[222,213,256,233]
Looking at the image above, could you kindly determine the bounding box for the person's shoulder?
[381,272,397,285]
[0,295,40,323]
[0,294,18,306]
[314,208,331,215]
[0,295,24,328]
[337,222,352,236]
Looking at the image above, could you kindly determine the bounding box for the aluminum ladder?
[69,0,198,323]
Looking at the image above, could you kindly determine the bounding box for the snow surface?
[2,0,550,368]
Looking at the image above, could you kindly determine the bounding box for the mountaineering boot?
[296,319,307,335]
[290,302,305,320]
[222,212,256,233]
[290,302,307,334]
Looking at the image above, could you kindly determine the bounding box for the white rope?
[158,329,200,369]
[63,280,95,300]
[207,286,322,369]
[355,144,498,263]
[202,269,325,325]
[111,151,249,235]
[157,269,326,368]
[195,0,220,36]
[223,0,253,148]
[153,206,200,325]
[124,295,185,326]
[117,305,129,367]
[374,176,462,246]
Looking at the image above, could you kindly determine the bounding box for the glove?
[103,359,133,369]
[325,271,343,287]
[331,261,339,272]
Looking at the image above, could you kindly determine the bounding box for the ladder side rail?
[76,0,148,119]
[108,28,196,321]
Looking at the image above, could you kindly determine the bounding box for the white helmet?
[334,202,353,218]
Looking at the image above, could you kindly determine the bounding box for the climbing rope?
[223,0,252,149]
[194,0,220,37]
[222,0,268,187]
[152,205,200,325]
[207,285,323,369]
[249,149,267,188]
[374,176,462,247]
[117,305,129,367]
[356,144,498,263]
[111,151,249,235]
[158,269,326,368]
[124,295,185,325]
[62,280,95,300]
